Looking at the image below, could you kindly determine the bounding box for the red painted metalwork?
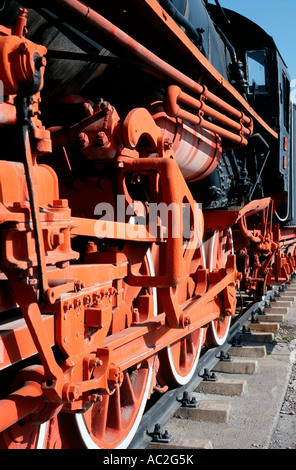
[0,382,44,434]
[0,3,295,450]
[165,85,252,147]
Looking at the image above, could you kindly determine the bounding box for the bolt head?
[108,366,123,390]
[68,385,79,402]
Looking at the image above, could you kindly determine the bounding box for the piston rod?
[0,381,45,433]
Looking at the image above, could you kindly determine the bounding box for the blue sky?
[209,0,296,83]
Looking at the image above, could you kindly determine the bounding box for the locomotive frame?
[0,0,295,449]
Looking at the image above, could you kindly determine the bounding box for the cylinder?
[152,103,222,182]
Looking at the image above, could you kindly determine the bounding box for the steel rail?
[128,285,282,449]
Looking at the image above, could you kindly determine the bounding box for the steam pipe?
[50,0,251,128]
[165,85,248,145]
[238,216,262,244]
[166,85,252,134]
[51,0,204,93]
[213,0,231,26]
[159,0,203,47]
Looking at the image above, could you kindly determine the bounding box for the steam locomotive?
[0,0,295,449]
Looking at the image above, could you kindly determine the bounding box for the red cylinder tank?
[152,103,222,182]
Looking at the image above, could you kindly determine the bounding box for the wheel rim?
[206,229,234,346]
[209,315,232,346]
[166,328,205,385]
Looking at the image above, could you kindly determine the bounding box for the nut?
[108,366,123,390]
[67,384,79,402]
[96,131,109,147]
[78,132,90,148]
[89,357,103,369]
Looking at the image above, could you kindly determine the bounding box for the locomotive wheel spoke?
[108,389,122,431]
[179,337,188,369]
[120,370,136,406]
[96,395,110,441]
[67,361,153,449]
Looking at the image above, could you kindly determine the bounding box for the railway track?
[129,278,296,449]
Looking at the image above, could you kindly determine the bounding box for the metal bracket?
[147,423,173,443]
[177,391,199,408]
[250,312,260,323]
[241,325,252,334]
[217,351,232,362]
[231,336,242,347]
[199,368,218,382]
